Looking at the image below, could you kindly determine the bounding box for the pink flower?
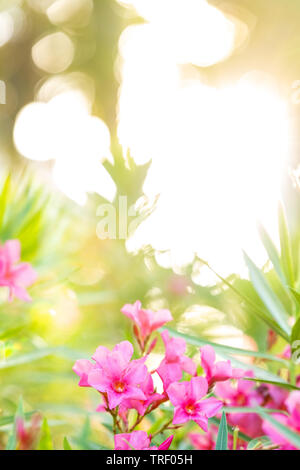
[215,373,263,438]
[16,414,41,450]
[157,330,196,390]
[200,345,244,388]
[189,426,245,450]
[167,376,223,431]
[73,359,96,387]
[121,301,173,349]
[0,240,37,302]
[189,431,215,450]
[114,431,173,450]
[84,341,148,409]
[119,373,165,418]
[286,391,300,429]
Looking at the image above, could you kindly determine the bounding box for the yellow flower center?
[113,381,125,393]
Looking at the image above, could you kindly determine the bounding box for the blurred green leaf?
[63,437,72,450]
[0,346,88,369]
[38,418,53,450]
[258,223,286,285]
[278,203,295,288]
[165,327,288,364]
[247,436,272,450]
[223,407,288,415]
[209,417,251,443]
[243,252,291,336]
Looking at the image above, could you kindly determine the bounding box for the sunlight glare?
[117,3,290,280]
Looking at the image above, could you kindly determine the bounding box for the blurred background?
[1,0,300,448]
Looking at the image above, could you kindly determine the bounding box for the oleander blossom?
[73,341,149,409]
[167,376,223,431]
[200,345,244,388]
[0,239,37,302]
[114,431,173,450]
[157,330,196,390]
[215,372,263,438]
[118,372,165,418]
[121,300,173,349]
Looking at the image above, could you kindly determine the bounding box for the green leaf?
[289,287,300,307]
[215,411,228,450]
[196,256,290,341]
[291,316,300,354]
[244,252,291,336]
[209,417,251,443]
[0,323,30,340]
[164,327,288,365]
[247,436,272,450]
[258,223,286,284]
[0,346,88,369]
[38,418,53,450]
[278,203,295,288]
[260,411,300,449]
[223,406,288,416]
[243,377,299,391]
[63,437,72,450]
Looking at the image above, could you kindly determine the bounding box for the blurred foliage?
[0,0,300,450]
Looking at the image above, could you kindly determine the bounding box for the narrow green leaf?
[164,327,288,365]
[260,411,300,449]
[289,287,300,307]
[243,377,299,391]
[291,316,300,340]
[244,252,291,336]
[63,437,72,450]
[196,256,290,341]
[258,223,286,284]
[223,407,288,416]
[38,418,53,450]
[278,203,295,288]
[215,411,228,450]
[0,346,88,369]
[209,417,251,443]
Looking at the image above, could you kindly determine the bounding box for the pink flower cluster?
[74,300,249,450]
[189,369,300,450]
